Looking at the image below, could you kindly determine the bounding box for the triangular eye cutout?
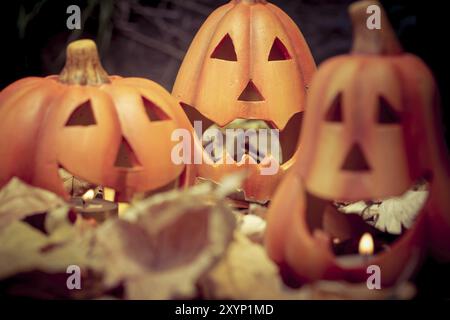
[210,34,237,61]
[65,100,96,126]
[142,97,170,122]
[114,138,142,168]
[238,80,265,102]
[268,37,292,61]
[325,93,343,122]
[378,96,401,124]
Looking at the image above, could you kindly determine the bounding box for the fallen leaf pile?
[0,177,236,299]
[94,181,236,299]
[0,176,416,300]
[0,178,101,298]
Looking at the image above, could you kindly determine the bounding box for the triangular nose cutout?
[114,138,142,168]
[238,80,265,102]
[341,144,371,171]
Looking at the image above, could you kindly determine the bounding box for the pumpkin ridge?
[258,4,310,127]
[297,58,345,177]
[0,80,57,184]
[267,3,316,86]
[193,3,242,106]
[172,2,235,104]
[117,78,178,120]
[141,89,177,121]
[30,84,70,191]
[248,4,254,77]
[0,81,46,116]
[0,78,43,103]
[264,4,305,91]
[1,80,61,142]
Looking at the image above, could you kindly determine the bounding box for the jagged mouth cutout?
[180,102,302,165]
[304,175,431,262]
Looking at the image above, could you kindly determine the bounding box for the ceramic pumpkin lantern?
[265,0,450,286]
[172,0,316,202]
[0,40,194,202]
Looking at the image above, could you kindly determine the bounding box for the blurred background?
[0,0,448,144]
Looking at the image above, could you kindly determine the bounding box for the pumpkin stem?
[350,0,403,55]
[59,39,110,85]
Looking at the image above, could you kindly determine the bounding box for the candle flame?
[81,189,95,201]
[358,232,374,256]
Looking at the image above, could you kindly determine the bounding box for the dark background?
[0,0,448,144]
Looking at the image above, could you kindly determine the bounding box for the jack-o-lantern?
[0,40,194,202]
[172,0,316,202]
[265,1,450,286]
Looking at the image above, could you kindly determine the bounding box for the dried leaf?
[339,190,428,235]
[375,190,428,234]
[95,182,236,299]
[200,233,287,299]
[0,178,67,230]
[0,220,98,280]
[0,179,102,298]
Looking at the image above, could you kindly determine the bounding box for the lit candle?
[359,232,375,261]
[70,189,118,223]
[82,189,96,202]
[335,232,374,268]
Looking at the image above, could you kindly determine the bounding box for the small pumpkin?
[172,0,316,202]
[0,40,194,201]
[265,0,450,286]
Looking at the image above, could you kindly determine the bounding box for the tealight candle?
[70,189,118,223]
[335,232,375,268]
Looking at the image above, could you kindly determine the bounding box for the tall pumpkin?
[265,0,450,286]
[0,40,194,201]
[173,0,316,202]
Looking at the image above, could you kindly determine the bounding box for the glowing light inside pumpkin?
[81,189,95,201]
[103,187,130,216]
[358,232,374,256]
[104,187,115,202]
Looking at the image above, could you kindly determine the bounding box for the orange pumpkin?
[266,1,450,286]
[172,0,316,202]
[0,40,194,201]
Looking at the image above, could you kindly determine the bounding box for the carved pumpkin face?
[173,0,315,202]
[266,1,450,287]
[299,56,415,201]
[0,40,193,201]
